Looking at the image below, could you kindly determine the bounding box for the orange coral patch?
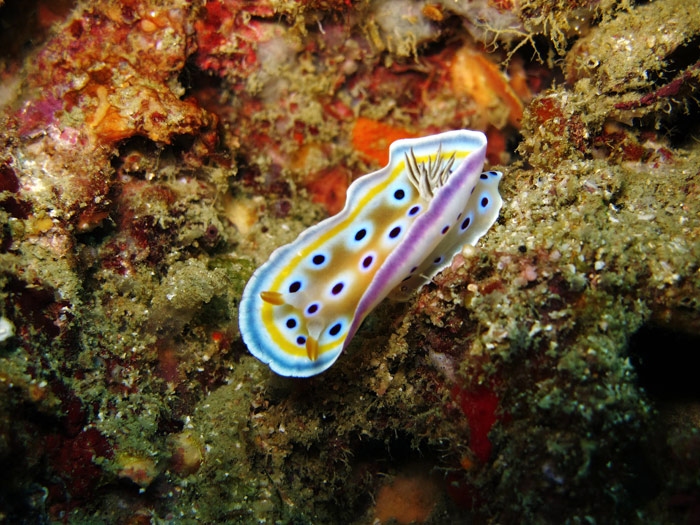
[76,207,110,232]
[450,46,524,128]
[351,117,417,166]
[375,474,441,524]
[507,56,534,104]
[305,166,351,216]
[91,105,134,143]
[485,127,507,165]
[422,3,444,21]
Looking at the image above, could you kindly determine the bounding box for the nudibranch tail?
[239,129,503,377]
[306,337,319,361]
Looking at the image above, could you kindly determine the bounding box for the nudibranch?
[239,130,502,377]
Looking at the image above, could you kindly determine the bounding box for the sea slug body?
[239,130,503,377]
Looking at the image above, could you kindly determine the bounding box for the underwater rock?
[0,0,698,523]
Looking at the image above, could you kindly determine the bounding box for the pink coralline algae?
[194,0,277,80]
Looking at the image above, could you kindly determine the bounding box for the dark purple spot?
[481,197,489,207]
[480,173,488,179]
[307,303,319,315]
[441,225,449,235]
[434,256,442,264]
[329,323,342,336]
[362,255,373,268]
[205,224,219,241]
[402,275,411,282]
[470,187,476,194]
[331,282,344,295]
[408,206,420,216]
[457,212,462,220]
[461,217,471,230]
[296,336,306,345]
[312,254,326,265]
[410,266,417,273]
[289,281,301,293]
[394,189,405,200]
[271,199,291,218]
[286,318,297,329]
[389,226,401,238]
[355,228,367,241]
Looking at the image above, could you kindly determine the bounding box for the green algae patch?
[208,255,257,299]
[171,358,281,523]
[148,259,230,333]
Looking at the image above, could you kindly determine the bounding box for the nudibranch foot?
[239,130,503,377]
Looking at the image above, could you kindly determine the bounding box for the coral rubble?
[1,0,699,523]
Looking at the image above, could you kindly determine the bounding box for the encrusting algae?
[1,0,699,523]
